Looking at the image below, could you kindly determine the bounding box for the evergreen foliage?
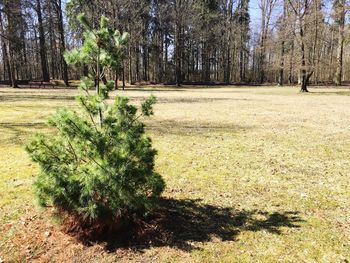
[25,14,165,224]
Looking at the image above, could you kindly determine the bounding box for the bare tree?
[258,0,277,83]
[288,0,322,92]
[334,0,346,85]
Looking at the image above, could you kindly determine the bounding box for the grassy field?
[0,86,349,262]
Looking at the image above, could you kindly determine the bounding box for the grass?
[0,85,349,262]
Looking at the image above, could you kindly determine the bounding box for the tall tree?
[277,0,287,86]
[35,0,50,81]
[288,0,323,92]
[334,0,346,85]
[52,0,69,86]
[258,0,277,83]
[2,0,25,88]
[174,0,184,85]
[0,0,348,88]
[235,0,250,83]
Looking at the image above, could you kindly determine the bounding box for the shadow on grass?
[0,122,48,145]
[0,94,76,102]
[91,198,303,252]
[309,91,350,96]
[145,119,253,136]
[0,93,253,104]
[128,96,253,104]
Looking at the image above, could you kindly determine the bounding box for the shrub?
[25,14,165,229]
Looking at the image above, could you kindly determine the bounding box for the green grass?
[0,86,349,262]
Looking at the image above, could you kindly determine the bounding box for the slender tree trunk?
[122,65,125,90]
[164,33,168,79]
[3,2,19,88]
[0,12,11,83]
[278,44,285,86]
[96,46,102,126]
[259,3,266,84]
[278,0,287,86]
[142,44,148,81]
[300,36,309,92]
[36,0,50,81]
[115,70,119,90]
[49,30,56,79]
[225,45,231,84]
[55,0,69,86]
[175,0,182,86]
[2,43,10,81]
[128,44,133,84]
[239,42,244,82]
[329,29,334,81]
[7,47,18,87]
[334,0,345,85]
[136,45,140,82]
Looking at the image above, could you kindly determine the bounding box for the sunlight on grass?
[0,86,349,262]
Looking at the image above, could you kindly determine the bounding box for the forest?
[1,1,350,262]
[0,0,348,92]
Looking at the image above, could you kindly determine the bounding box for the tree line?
[0,0,348,91]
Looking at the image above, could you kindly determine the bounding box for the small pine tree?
[25,14,165,229]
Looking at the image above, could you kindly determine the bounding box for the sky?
[249,0,284,30]
[248,0,333,32]
[249,0,262,23]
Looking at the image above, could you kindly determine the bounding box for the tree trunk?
[278,0,287,86]
[55,0,69,86]
[96,46,102,126]
[128,44,133,84]
[2,1,20,88]
[175,0,182,86]
[115,70,119,90]
[122,65,125,90]
[0,12,11,82]
[300,30,309,92]
[8,48,18,88]
[36,0,50,81]
[334,0,345,86]
[301,76,308,92]
[278,42,284,86]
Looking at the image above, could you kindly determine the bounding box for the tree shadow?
[126,96,253,104]
[309,91,350,96]
[143,119,254,136]
[0,94,76,102]
[89,198,304,252]
[0,122,48,145]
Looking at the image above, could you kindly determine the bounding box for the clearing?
[0,86,349,262]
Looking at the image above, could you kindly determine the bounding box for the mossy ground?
[0,86,349,262]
